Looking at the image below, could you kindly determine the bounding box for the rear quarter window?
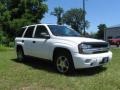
[24,26,35,38]
[17,27,26,37]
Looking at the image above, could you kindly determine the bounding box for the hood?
[54,36,105,44]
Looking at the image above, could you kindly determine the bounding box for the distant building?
[104,25,120,41]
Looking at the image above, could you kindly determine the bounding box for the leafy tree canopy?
[96,24,107,40]
[62,8,89,34]
[51,6,64,25]
[0,0,48,41]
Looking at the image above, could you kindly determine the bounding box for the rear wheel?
[54,51,75,74]
[116,42,120,47]
[17,47,25,61]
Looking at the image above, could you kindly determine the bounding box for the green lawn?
[0,48,120,90]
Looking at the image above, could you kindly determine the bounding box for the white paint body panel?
[73,51,112,69]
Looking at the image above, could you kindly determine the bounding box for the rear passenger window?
[24,26,35,38]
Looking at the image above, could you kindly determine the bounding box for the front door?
[32,25,51,59]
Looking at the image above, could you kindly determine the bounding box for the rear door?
[23,26,35,56]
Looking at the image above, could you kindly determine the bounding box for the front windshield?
[48,25,80,37]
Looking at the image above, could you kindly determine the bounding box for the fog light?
[85,59,91,63]
[90,63,94,66]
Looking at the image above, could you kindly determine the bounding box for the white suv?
[15,24,112,74]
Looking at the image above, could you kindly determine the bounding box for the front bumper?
[72,51,112,69]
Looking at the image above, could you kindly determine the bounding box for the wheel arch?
[16,45,23,51]
[53,47,75,73]
[53,47,73,62]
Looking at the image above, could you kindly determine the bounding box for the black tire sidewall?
[116,42,120,47]
[17,48,24,61]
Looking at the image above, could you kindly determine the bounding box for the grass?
[0,45,13,51]
[0,47,120,90]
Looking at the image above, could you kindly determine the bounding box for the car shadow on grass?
[12,57,57,74]
[11,57,107,77]
[68,67,107,77]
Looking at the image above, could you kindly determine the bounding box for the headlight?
[80,43,92,49]
[78,43,92,54]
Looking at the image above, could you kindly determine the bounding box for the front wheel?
[54,51,75,74]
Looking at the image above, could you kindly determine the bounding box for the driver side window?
[34,25,49,38]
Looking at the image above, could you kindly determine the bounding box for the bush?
[8,42,15,47]
[0,34,14,47]
[0,45,11,51]
[0,30,4,44]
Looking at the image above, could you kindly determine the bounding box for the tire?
[17,47,25,62]
[54,51,75,74]
[116,42,120,47]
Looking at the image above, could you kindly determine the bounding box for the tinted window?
[17,27,26,37]
[34,25,49,38]
[108,36,112,39]
[115,36,120,39]
[48,25,80,37]
[24,26,35,38]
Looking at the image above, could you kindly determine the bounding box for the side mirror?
[40,32,50,39]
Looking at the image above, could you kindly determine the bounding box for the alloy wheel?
[56,56,69,73]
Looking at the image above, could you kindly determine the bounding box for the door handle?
[22,40,24,43]
[32,41,36,43]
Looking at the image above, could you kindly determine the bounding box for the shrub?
[8,42,15,47]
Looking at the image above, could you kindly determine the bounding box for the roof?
[107,24,120,29]
[22,24,59,28]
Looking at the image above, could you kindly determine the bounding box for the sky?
[41,0,120,33]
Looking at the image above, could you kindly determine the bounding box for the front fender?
[49,42,78,60]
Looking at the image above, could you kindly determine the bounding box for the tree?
[51,6,64,25]
[96,24,107,40]
[89,32,97,38]
[0,0,48,42]
[62,8,89,34]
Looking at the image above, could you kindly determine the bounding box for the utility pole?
[83,0,86,36]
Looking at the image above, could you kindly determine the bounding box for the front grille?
[83,42,109,54]
[84,42,109,48]
[93,50,108,54]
